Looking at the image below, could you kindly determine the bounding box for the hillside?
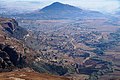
[0,17,71,80]
[40,2,82,12]
[0,17,29,71]
[16,2,106,20]
[0,68,69,80]
[18,18,120,80]
[39,2,104,19]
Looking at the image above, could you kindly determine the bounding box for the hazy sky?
[0,0,120,13]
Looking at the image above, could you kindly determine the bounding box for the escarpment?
[0,17,28,40]
[0,17,34,72]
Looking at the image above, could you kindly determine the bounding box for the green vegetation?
[31,61,68,75]
[88,60,114,80]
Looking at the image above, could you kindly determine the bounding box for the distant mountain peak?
[51,2,64,5]
[40,2,82,12]
[26,2,106,19]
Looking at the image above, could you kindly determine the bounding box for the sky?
[0,0,120,14]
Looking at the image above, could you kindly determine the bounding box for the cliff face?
[0,18,27,72]
[0,17,28,40]
[0,44,26,72]
[0,17,33,71]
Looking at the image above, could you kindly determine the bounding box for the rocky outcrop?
[0,44,26,72]
[0,18,32,72]
[0,18,17,34]
[0,17,28,40]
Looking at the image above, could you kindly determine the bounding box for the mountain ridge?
[15,2,106,20]
[38,2,105,19]
[40,2,82,12]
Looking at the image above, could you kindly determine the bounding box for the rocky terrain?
[0,68,69,80]
[0,17,71,80]
[0,18,28,71]
[0,2,120,80]
[18,18,120,80]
